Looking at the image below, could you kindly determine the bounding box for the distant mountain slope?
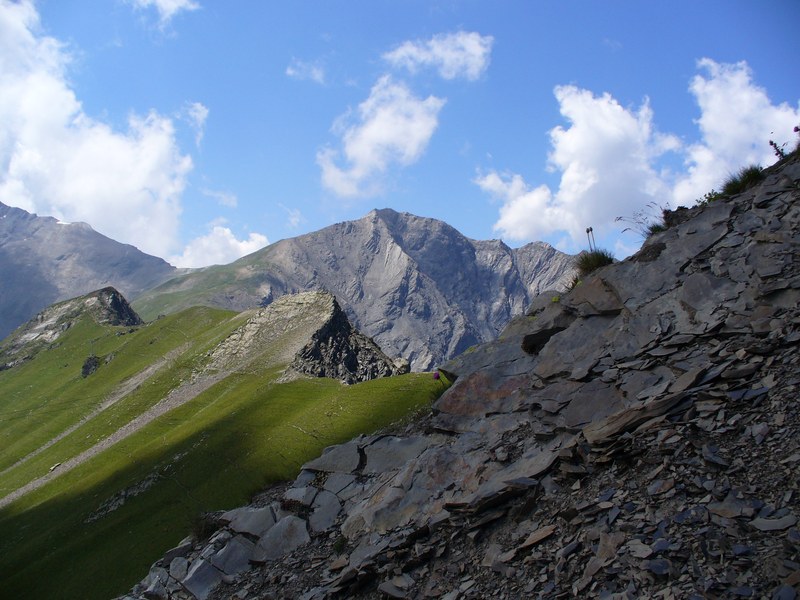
[0,201,176,340]
[134,209,575,370]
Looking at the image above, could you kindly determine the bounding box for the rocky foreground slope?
[122,155,800,600]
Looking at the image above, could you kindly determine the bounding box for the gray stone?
[284,485,318,506]
[308,489,342,532]
[182,559,223,600]
[162,540,193,564]
[323,472,356,495]
[210,535,256,576]
[169,556,189,581]
[363,436,430,474]
[750,514,797,531]
[221,505,276,537]
[303,441,362,473]
[252,515,310,562]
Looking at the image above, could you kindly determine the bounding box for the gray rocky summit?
[123,152,800,600]
[134,209,575,371]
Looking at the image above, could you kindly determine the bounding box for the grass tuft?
[567,249,615,291]
[575,249,615,277]
[721,165,764,196]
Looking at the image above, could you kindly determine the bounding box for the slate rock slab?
[252,515,310,562]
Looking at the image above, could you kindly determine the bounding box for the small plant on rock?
[616,201,669,240]
[567,248,615,290]
[721,164,764,196]
[697,189,724,206]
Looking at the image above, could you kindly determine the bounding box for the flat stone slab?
[221,505,276,537]
[182,559,223,600]
[303,441,361,473]
[252,515,310,562]
[363,436,430,474]
[210,534,256,576]
[309,489,342,532]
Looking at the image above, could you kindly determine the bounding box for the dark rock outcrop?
[290,296,409,384]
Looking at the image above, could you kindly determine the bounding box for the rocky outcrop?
[134,209,576,371]
[290,296,409,384]
[0,202,176,340]
[0,286,142,369]
[204,290,405,385]
[121,155,800,600]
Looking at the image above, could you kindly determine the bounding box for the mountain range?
[0,204,575,370]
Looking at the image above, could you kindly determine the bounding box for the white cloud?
[317,75,445,198]
[479,59,799,252]
[383,31,493,81]
[0,0,193,258]
[673,58,800,204]
[286,58,325,85]
[128,0,200,27]
[279,203,306,229]
[182,101,208,146]
[200,187,237,208]
[482,86,678,246]
[169,225,268,268]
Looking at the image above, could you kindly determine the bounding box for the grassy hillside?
[0,302,448,599]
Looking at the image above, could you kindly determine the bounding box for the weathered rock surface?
[205,290,406,384]
[134,209,576,371]
[121,154,800,600]
[0,202,176,340]
[0,286,143,369]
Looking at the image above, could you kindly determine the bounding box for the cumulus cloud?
[479,58,799,252]
[128,0,200,27]
[673,59,800,205]
[317,75,445,198]
[383,31,493,81]
[286,58,325,84]
[481,86,679,245]
[170,225,268,268]
[0,1,193,258]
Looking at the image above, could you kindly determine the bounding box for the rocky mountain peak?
[203,290,406,385]
[134,209,576,371]
[0,287,143,369]
[289,293,409,384]
[123,153,800,600]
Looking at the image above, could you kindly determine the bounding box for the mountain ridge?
[0,201,176,340]
[133,208,575,370]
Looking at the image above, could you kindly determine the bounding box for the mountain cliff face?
[0,202,176,340]
[135,209,575,371]
[123,154,800,600]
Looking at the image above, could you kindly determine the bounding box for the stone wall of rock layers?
[120,154,800,600]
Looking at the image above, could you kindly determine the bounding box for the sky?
[1,1,799,268]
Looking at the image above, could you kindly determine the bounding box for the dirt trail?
[0,349,230,508]
[0,345,190,479]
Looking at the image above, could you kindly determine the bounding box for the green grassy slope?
[0,302,448,599]
[131,256,269,321]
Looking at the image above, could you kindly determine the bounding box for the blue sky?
[1,0,799,267]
